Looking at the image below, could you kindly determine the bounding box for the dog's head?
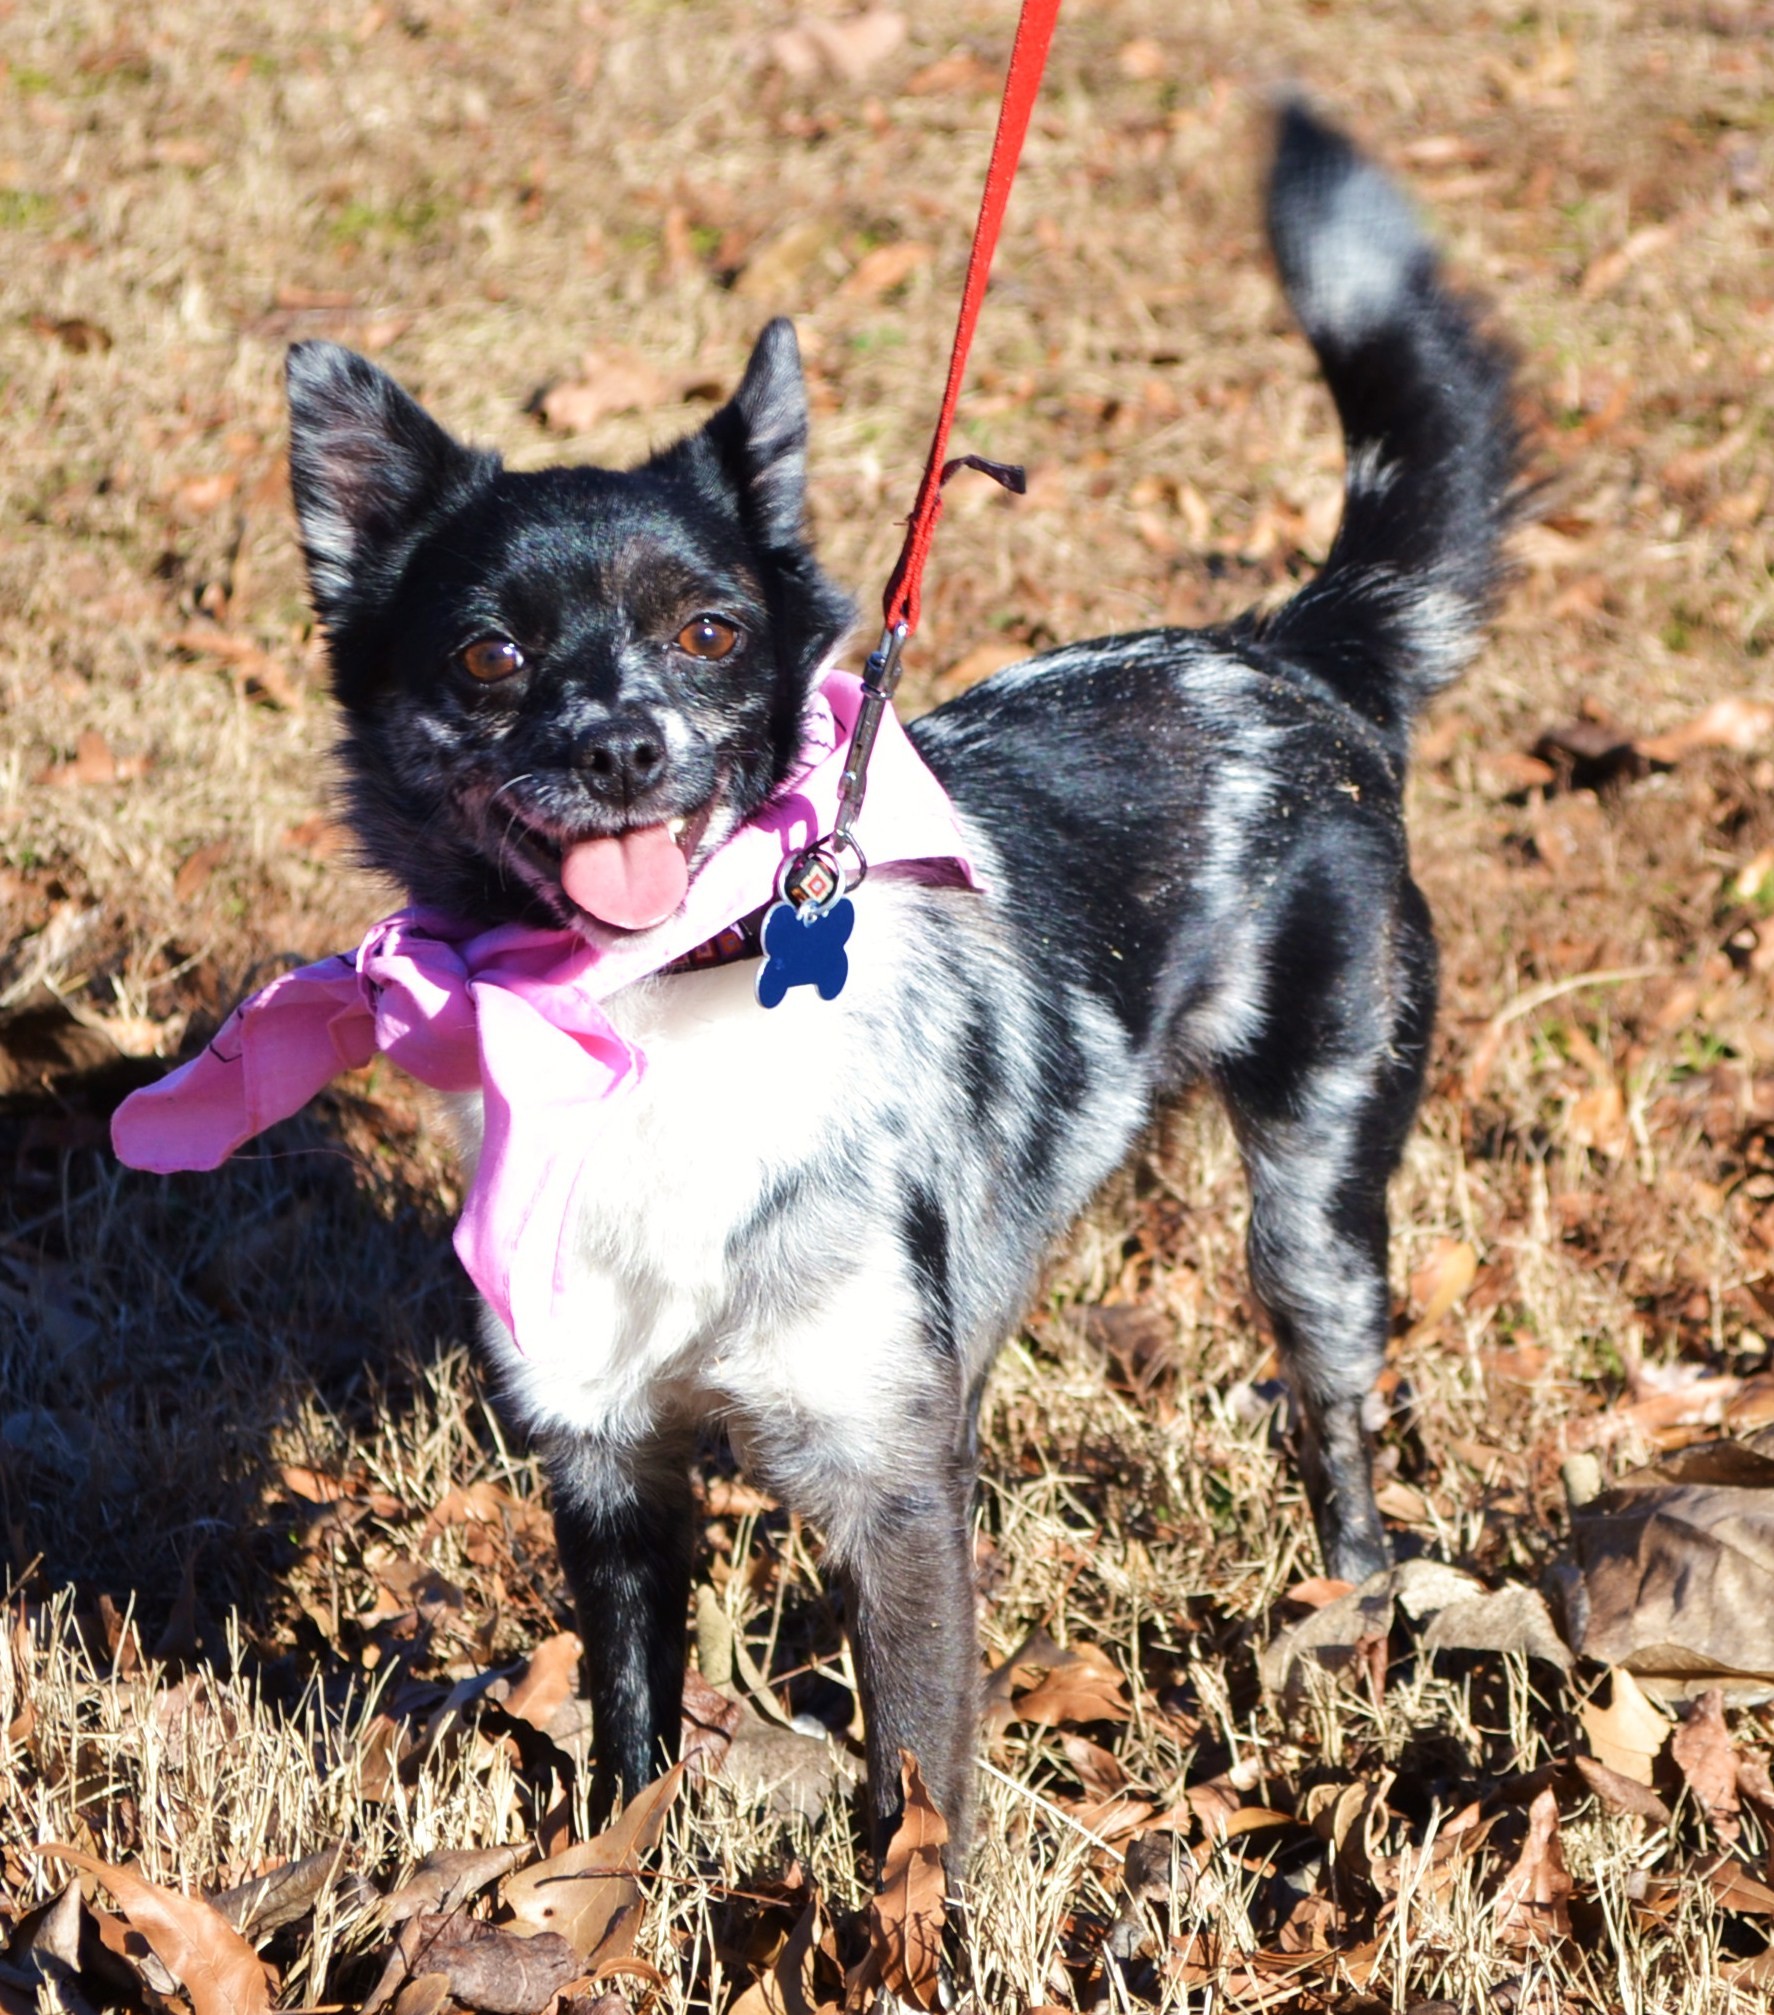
[285,321,854,931]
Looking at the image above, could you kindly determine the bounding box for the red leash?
[881,0,1062,638]
[784,0,1062,906]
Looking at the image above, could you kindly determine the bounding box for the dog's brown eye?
[676,615,740,660]
[460,637,525,682]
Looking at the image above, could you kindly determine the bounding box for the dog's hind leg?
[544,1426,695,1821]
[1213,872,1439,1584]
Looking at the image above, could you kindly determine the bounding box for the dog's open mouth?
[506,795,722,933]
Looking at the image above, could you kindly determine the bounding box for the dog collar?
[661,905,765,976]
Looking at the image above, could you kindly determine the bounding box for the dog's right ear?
[286,342,496,619]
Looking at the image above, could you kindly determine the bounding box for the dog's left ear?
[700,319,811,550]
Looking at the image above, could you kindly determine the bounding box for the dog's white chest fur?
[454,889,924,1451]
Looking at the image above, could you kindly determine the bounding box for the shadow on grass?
[0,1024,475,1663]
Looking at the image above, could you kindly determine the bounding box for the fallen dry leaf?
[174,840,231,903]
[1184,1762,1261,1840]
[383,1844,532,1927]
[406,1922,581,2015]
[1581,1667,1671,1786]
[169,627,305,708]
[1566,1078,1629,1158]
[421,1479,540,1560]
[89,1900,182,1999]
[1303,1770,1396,1903]
[1262,1572,1398,1699]
[501,1631,582,1733]
[838,240,930,300]
[37,729,151,788]
[732,220,833,305]
[727,1891,830,2015]
[1059,1731,1129,1799]
[208,1843,350,1938]
[1010,1639,1131,1727]
[1738,1746,1774,1815]
[769,9,904,82]
[279,1463,353,1505]
[1492,1785,1573,1943]
[1567,1437,1774,1694]
[904,49,999,95]
[1579,221,1674,298]
[169,470,239,515]
[1407,1237,1478,1334]
[1476,748,1558,797]
[502,1763,682,1959]
[1116,36,1166,79]
[1706,1859,1774,1918]
[1168,1924,1351,2004]
[1572,1753,1671,1825]
[1373,1477,1431,1525]
[1734,846,1774,904]
[6,1882,87,1995]
[390,1972,451,2015]
[1419,1582,1573,1672]
[679,1665,742,1778]
[1569,1368,1745,1452]
[1528,790,1604,877]
[532,350,679,431]
[1670,1688,1741,1838]
[1067,1790,1160,1843]
[983,1624,1069,1740]
[1284,1576,1356,1609]
[30,313,113,353]
[1638,695,1774,764]
[31,1844,272,2015]
[714,1693,856,1821]
[282,812,353,858]
[863,1752,948,2012]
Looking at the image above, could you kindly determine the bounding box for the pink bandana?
[111,672,978,1353]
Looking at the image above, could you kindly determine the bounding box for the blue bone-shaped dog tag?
[756,895,854,1008]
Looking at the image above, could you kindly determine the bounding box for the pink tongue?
[560,824,689,930]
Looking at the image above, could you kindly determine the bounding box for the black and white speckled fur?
[284,104,1520,1863]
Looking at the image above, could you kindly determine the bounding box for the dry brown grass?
[4,0,1774,2008]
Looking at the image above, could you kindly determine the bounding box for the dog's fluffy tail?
[1246,100,1522,739]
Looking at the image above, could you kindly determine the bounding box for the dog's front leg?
[544,1427,694,1822]
[831,1454,981,1871]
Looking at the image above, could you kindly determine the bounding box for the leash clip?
[831,621,908,854]
[778,619,903,915]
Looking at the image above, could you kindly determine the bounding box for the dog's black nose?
[579,715,668,799]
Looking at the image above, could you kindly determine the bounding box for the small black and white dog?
[284,104,1518,1857]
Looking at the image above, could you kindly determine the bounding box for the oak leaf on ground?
[501,1631,583,1734]
[1568,1438,1774,1695]
[1010,1639,1131,1727]
[502,1763,682,1961]
[30,1845,272,2015]
[857,1752,947,2012]
[383,1844,532,1927]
